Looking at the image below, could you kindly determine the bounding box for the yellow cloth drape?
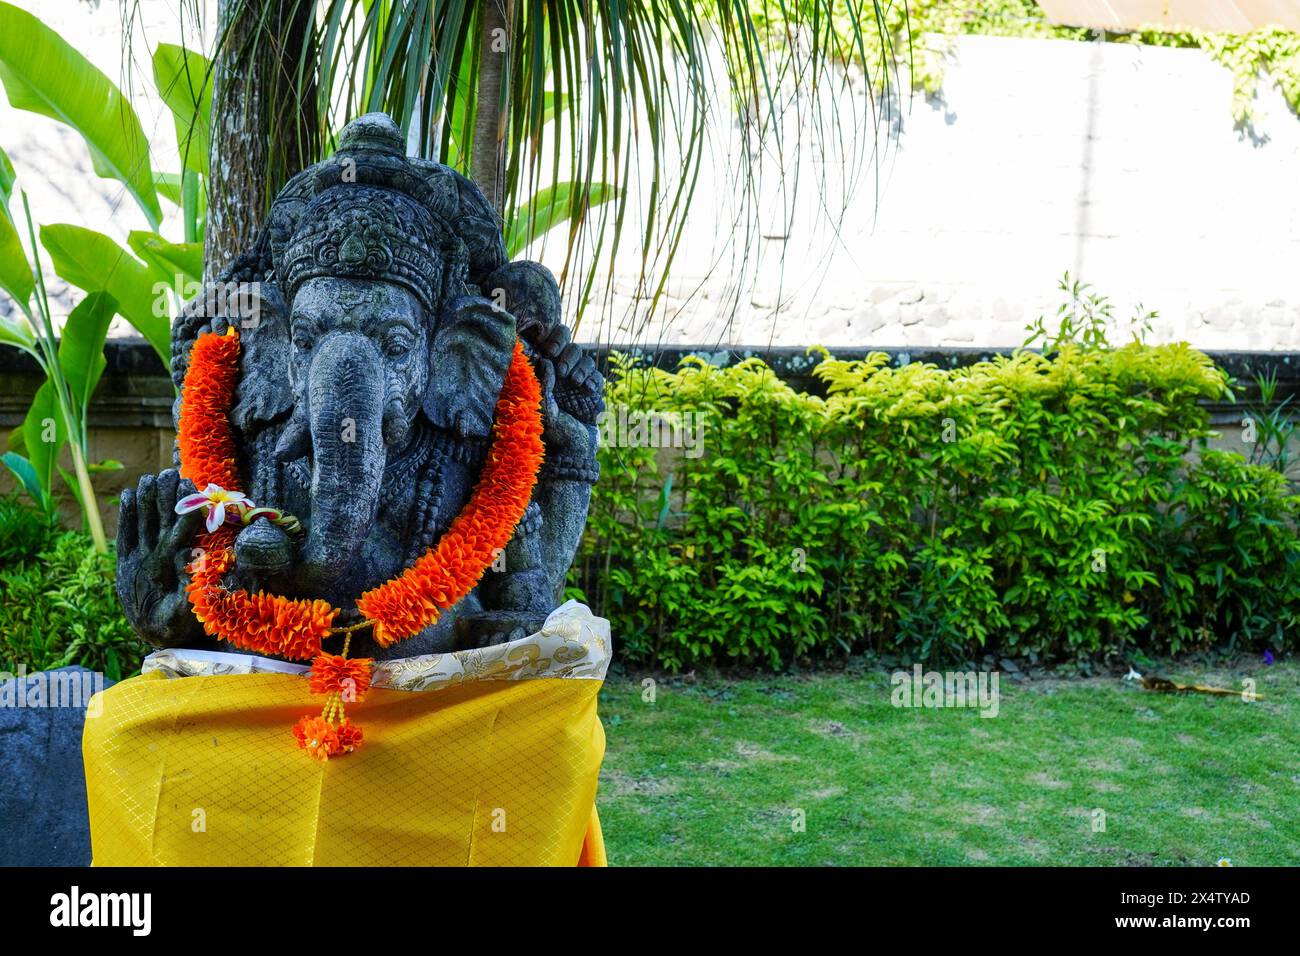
[83,669,606,866]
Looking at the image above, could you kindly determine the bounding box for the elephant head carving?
[120,113,602,658]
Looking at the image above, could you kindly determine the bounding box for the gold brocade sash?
[83,602,609,867]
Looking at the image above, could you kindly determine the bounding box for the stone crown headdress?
[268,113,506,312]
[280,186,446,311]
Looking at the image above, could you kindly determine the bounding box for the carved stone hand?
[524,318,604,428]
[115,469,208,648]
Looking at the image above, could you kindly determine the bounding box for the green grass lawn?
[595,659,1299,866]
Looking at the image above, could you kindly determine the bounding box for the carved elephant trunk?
[300,330,388,590]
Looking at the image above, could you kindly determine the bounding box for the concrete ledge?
[4,336,1299,423]
[0,340,174,430]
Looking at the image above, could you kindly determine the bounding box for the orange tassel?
[309,653,374,701]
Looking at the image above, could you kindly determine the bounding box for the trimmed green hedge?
[5,334,1298,679]
[571,342,1300,670]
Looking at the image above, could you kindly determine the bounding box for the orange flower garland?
[356,339,544,646]
[179,329,337,661]
[177,327,241,491]
[176,327,544,758]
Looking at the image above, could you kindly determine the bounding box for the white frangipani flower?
[174,483,250,533]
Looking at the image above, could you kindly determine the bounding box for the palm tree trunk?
[205,0,317,281]
[267,3,318,205]
[206,0,268,281]
[471,0,511,217]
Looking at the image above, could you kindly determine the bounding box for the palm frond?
[132,0,905,341]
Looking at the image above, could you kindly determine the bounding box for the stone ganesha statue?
[115,113,602,659]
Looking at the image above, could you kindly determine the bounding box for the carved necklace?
[175,327,544,758]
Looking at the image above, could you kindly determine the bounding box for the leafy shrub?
[0,495,145,681]
[574,340,1300,671]
[0,492,58,566]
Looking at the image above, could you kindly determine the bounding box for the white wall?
[566,34,1300,351]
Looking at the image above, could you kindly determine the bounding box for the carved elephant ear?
[423,295,518,439]
[226,282,291,432]
[169,237,292,440]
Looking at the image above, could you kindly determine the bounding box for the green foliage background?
[5,301,1299,680]
[573,338,1300,670]
[0,495,144,680]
